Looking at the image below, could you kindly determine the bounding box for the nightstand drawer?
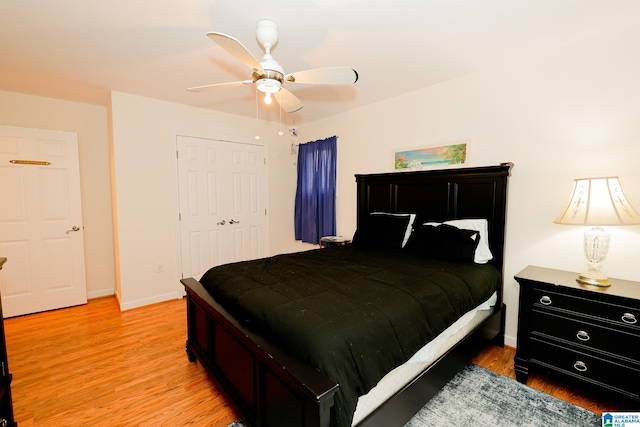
[531,340,640,400]
[531,287,640,330]
[531,310,640,362]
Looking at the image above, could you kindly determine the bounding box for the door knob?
[229,219,240,224]
[217,220,226,225]
[66,226,80,234]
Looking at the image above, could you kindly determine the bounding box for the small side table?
[319,236,351,248]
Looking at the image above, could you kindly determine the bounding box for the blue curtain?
[294,136,337,244]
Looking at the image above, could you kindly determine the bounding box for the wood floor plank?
[4,297,239,427]
[3,297,625,426]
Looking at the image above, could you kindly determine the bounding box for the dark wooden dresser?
[0,258,16,426]
[514,265,640,404]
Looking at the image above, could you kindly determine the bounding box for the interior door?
[0,125,87,317]
[177,135,268,281]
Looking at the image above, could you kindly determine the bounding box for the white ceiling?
[2,0,640,125]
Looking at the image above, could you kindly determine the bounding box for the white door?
[0,125,87,317]
[177,135,268,280]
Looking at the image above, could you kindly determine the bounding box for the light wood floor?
[4,297,239,427]
[4,297,624,426]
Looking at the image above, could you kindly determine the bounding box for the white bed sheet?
[351,292,498,425]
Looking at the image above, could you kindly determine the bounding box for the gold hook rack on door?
[9,160,51,166]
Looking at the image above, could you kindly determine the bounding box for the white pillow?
[423,219,493,264]
[372,212,416,247]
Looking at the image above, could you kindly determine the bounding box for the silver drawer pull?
[573,360,588,372]
[576,330,590,341]
[539,295,552,306]
[622,312,637,324]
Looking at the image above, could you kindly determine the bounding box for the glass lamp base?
[576,269,611,287]
[578,226,612,287]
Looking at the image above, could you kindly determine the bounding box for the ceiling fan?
[188,19,359,113]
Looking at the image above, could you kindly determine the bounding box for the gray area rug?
[227,363,601,427]
[404,363,600,426]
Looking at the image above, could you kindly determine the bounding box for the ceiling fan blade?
[285,67,358,85]
[275,88,303,113]
[187,80,252,92]
[207,32,264,72]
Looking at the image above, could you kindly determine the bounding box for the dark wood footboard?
[182,277,338,427]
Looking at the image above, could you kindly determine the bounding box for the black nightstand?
[319,236,351,248]
[514,265,640,404]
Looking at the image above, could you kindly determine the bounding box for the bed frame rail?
[182,277,338,427]
[357,304,505,426]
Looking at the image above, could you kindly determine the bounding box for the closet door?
[177,135,268,280]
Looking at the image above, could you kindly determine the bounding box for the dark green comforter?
[200,245,501,427]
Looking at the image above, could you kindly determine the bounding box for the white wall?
[0,90,115,299]
[300,22,640,347]
[108,91,305,310]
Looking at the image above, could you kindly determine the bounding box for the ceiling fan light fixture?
[256,78,281,94]
[257,77,281,104]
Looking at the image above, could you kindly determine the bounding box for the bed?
[181,163,512,427]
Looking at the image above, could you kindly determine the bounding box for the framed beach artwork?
[393,139,471,171]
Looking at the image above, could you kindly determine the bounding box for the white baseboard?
[87,288,115,300]
[118,291,182,311]
[504,334,517,348]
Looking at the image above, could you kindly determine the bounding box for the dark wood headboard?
[355,163,513,276]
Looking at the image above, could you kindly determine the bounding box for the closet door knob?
[217,220,226,225]
[229,219,240,224]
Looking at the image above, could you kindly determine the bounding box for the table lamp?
[554,176,640,287]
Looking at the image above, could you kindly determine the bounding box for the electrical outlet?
[156,262,164,273]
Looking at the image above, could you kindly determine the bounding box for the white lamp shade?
[554,176,640,226]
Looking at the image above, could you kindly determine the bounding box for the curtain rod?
[295,135,339,146]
